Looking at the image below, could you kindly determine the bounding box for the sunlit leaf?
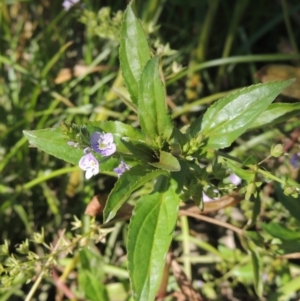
[192,79,294,149]
[128,175,181,300]
[104,167,168,222]
[249,103,300,130]
[23,128,118,171]
[138,57,173,145]
[150,151,181,171]
[119,2,151,105]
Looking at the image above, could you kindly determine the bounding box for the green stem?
[281,0,299,59]
[25,231,66,301]
[22,167,79,190]
[171,88,240,118]
[216,0,250,85]
[167,54,300,85]
[195,0,220,62]
[180,216,192,280]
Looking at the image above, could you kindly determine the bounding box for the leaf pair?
[120,3,173,147]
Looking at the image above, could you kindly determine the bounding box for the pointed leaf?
[225,159,255,182]
[274,240,300,255]
[249,102,300,130]
[119,2,151,105]
[120,138,155,161]
[23,128,118,171]
[128,175,181,301]
[249,247,263,298]
[104,167,168,222]
[274,182,300,222]
[200,79,294,149]
[150,151,181,171]
[138,57,173,144]
[260,222,300,240]
[244,231,265,247]
[89,121,146,141]
[23,128,82,165]
[78,270,109,301]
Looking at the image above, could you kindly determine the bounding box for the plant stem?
[179,210,243,236]
[25,230,66,301]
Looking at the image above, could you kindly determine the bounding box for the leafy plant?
[2,1,299,300]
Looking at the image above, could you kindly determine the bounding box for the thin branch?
[25,230,66,301]
[179,210,244,236]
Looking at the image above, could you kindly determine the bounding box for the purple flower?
[90,132,116,156]
[229,173,242,186]
[113,161,130,177]
[78,153,99,179]
[62,0,80,11]
[290,153,300,169]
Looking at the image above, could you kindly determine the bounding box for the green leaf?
[249,102,300,130]
[150,151,181,171]
[244,231,265,247]
[88,120,146,141]
[274,240,300,255]
[78,249,108,300]
[79,249,105,279]
[104,167,168,222]
[274,182,300,222]
[138,57,173,145]
[23,128,83,165]
[224,159,255,182]
[260,222,300,240]
[249,246,263,298]
[249,195,261,227]
[78,270,109,301]
[120,137,155,161]
[119,2,151,105]
[199,79,294,149]
[23,128,118,171]
[128,175,181,301]
[269,275,300,301]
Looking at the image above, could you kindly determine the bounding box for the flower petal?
[85,168,94,179]
[101,144,117,156]
[114,161,130,177]
[90,131,116,156]
[103,133,114,143]
[78,153,99,179]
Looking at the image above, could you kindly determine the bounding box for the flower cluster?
[69,131,129,179]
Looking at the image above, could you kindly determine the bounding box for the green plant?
[16,2,300,300]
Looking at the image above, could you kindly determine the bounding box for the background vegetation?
[1,0,300,300]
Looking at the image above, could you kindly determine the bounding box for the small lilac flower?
[290,153,300,169]
[229,173,242,186]
[90,132,116,156]
[78,153,99,179]
[62,0,80,11]
[114,161,130,177]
